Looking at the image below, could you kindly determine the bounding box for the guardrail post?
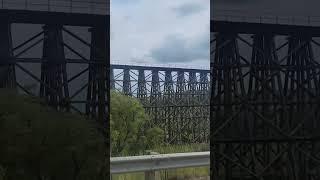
[145,170,156,180]
[144,151,159,180]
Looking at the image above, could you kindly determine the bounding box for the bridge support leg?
[122,68,132,96]
[86,27,107,127]
[40,24,69,110]
[110,67,115,90]
[87,25,109,178]
[211,30,320,179]
[0,22,16,89]
[211,33,246,180]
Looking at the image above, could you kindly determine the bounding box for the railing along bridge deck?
[212,9,320,26]
[0,0,108,15]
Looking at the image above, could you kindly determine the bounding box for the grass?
[153,143,209,154]
[111,143,209,180]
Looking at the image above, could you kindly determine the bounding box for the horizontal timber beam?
[0,9,107,27]
[211,20,320,36]
[111,64,210,73]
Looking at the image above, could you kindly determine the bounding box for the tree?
[110,91,164,156]
[0,88,107,180]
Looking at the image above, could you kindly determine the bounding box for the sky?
[112,0,320,70]
[111,0,210,69]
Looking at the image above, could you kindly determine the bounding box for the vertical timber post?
[0,21,16,89]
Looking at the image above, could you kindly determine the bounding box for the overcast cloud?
[111,0,209,69]
[112,0,320,69]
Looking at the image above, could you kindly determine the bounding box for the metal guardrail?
[111,151,209,178]
[0,0,108,15]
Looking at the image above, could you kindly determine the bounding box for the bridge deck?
[0,9,107,26]
[111,64,209,73]
[211,20,320,36]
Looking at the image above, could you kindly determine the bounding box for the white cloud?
[111,0,209,69]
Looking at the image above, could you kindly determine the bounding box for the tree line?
[0,89,162,179]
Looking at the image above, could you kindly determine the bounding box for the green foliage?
[110,91,164,156]
[146,127,165,149]
[0,89,107,180]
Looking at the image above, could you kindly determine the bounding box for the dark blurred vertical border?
[209,0,213,179]
[0,0,111,178]
[106,0,110,179]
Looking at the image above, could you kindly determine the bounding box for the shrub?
[110,91,164,156]
[0,89,107,180]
